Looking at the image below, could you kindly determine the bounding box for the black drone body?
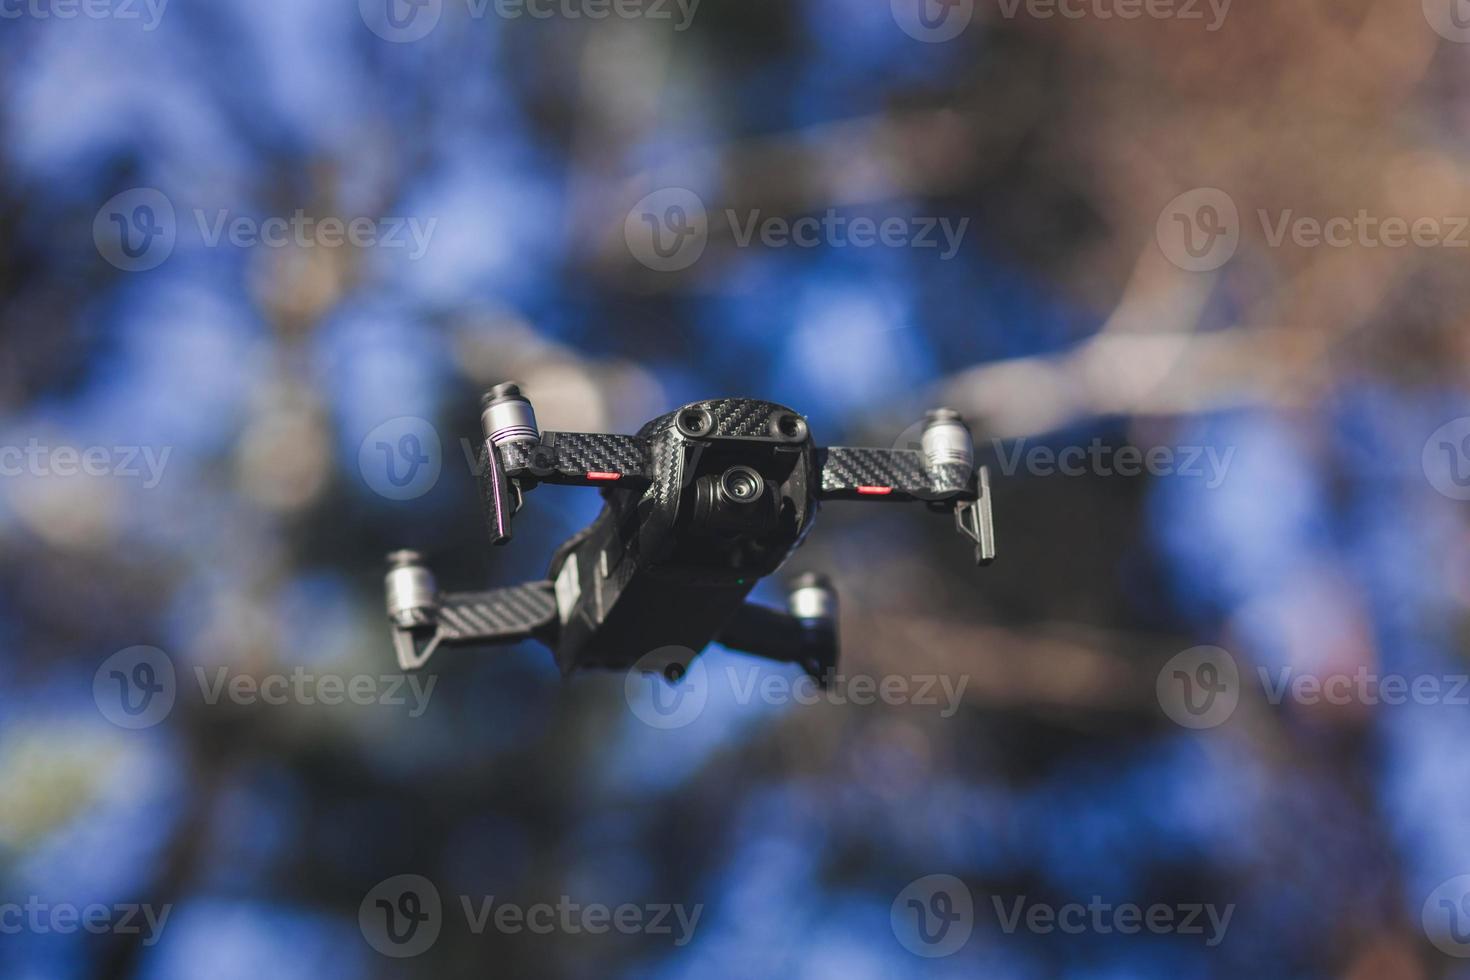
[386,385,995,683]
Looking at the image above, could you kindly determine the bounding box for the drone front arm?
[814,447,972,501]
[475,384,657,544]
[813,408,997,565]
[497,432,653,487]
[476,431,652,544]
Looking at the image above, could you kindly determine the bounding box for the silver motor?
[385,550,438,628]
[788,572,837,623]
[480,382,540,448]
[920,408,974,471]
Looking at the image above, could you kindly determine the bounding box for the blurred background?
[3,0,1470,976]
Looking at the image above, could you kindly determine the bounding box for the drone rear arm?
[386,558,558,670]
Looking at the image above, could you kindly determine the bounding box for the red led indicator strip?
[856,486,893,495]
[586,472,622,481]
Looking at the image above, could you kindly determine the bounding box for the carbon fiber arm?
[498,432,653,487]
[476,432,652,545]
[392,581,558,671]
[814,447,975,500]
[815,447,996,565]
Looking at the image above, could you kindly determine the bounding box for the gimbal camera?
[385,385,995,684]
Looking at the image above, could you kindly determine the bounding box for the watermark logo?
[624,646,709,730]
[93,188,176,272]
[360,0,442,41]
[93,646,176,730]
[359,417,442,501]
[360,875,443,958]
[891,875,974,957]
[1157,188,1239,272]
[1425,0,1470,43]
[1156,645,1239,729]
[0,0,169,30]
[890,0,974,42]
[1425,876,1470,957]
[1424,418,1470,501]
[625,188,708,273]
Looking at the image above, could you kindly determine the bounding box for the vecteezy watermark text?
[1258,667,1470,708]
[624,188,969,272]
[194,210,436,259]
[889,875,1233,958]
[991,894,1233,946]
[1258,210,1470,250]
[991,438,1235,487]
[724,666,968,716]
[994,0,1230,30]
[0,899,171,946]
[1157,646,1470,730]
[358,875,701,958]
[94,188,437,272]
[93,646,437,729]
[460,895,701,944]
[725,210,968,260]
[359,0,699,43]
[194,667,436,718]
[0,440,171,488]
[0,0,168,29]
[1158,187,1470,272]
[890,0,1227,43]
[623,647,970,730]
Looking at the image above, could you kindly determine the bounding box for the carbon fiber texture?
[637,397,800,440]
[816,449,975,498]
[817,447,927,490]
[499,433,651,481]
[436,582,556,641]
[631,398,800,508]
[476,398,976,517]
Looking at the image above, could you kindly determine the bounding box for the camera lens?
[718,466,764,505]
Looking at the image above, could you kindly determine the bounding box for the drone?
[385,384,995,684]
